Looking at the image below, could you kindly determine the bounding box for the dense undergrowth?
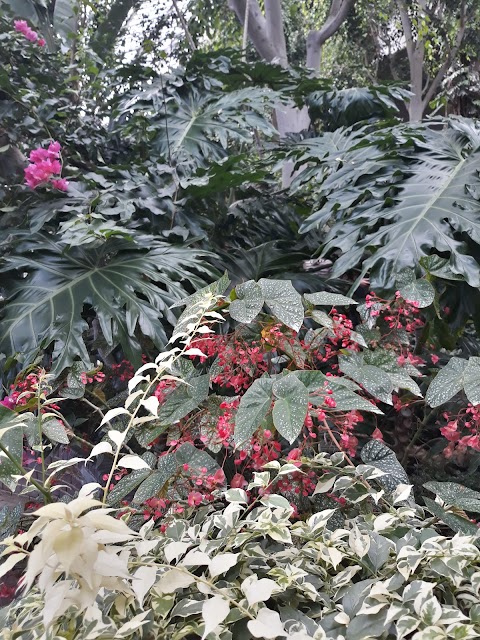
[2,9,480,640]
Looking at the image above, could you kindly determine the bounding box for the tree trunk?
[227,0,355,186]
[408,95,424,122]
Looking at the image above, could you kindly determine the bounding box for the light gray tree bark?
[396,0,467,121]
[227,0,355,184]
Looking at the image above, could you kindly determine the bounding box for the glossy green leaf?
[302,119,480,291]
[0,237,211,373]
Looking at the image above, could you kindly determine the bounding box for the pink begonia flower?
[29,148,48,163]
[51,178,69,191]
[47,141,61,156]
[231,473,247,489]
[187,491,203,507]
[37,38,46,47]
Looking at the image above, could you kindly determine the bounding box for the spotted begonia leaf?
[304,292,357,306]
[339,356,394,405]
[425,357,467,408]
[234,377,273,447]
[132,453,177,504]
[424,481,480,513]
[361,440,409,493]
[423,497,480,536]
[229,280,264,323]
[258,279,304,332]
[396,268,435,308]
[272,374,308,444]
[463,356,480,406]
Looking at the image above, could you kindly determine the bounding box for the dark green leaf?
[423,497,480,537]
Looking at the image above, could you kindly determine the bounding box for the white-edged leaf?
[89,441,113,457]
[209,553,239,578]
[247,608,286,639]
[100,408,131,426]
[141,396,160,416]
[155,568,195,593]
[117,455,151,470]
[133,566,158,608]
[201,596,229,640]
[242,576,277,606]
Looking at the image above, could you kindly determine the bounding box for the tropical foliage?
[2,0,480,637]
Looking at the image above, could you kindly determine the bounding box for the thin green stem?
[401,410,434,465]
[37,392,46,487]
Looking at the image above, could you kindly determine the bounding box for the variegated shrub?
[1,455,480,640]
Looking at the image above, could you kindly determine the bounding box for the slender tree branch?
[422,0,467,107]
[264,0,288,67]
[242,0,251,60]
[172,0,197,52]
[396,0,414,63]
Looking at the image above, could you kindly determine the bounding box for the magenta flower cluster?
[24,141,68,191]
[14,20,46,47]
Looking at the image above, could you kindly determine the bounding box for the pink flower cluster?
[14,20,45,47]
[24,141,68,191]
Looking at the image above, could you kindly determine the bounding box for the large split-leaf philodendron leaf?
[0,236,211,373]
[120,85,278,169]
[300,118,480,290]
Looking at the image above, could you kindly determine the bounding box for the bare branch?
[227,0,277,61]
[306,0,355,70]
[422,0,467,106]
